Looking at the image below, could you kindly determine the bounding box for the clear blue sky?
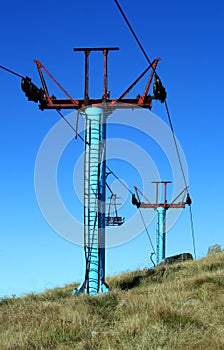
[1,0,223,298]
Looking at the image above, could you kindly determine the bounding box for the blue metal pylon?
[156,207,166,264]
[133,182,189,266]
[73,106,109,295]
[25,47,163,296]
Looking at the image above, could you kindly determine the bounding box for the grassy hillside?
[1,253,224,349]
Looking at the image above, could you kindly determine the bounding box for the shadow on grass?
[119,275,144,290]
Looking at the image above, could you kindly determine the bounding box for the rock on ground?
[158,253,193,266]
[207,244,222,255]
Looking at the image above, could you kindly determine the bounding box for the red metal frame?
[34,48,162,111]
[138,58,160,104]
[134,182,189,209]
[34,59,79,107]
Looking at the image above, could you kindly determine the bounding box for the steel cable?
[0,65,24,79]
[138,208,156,255]
[114,0,198,259]
[114,0,188,188]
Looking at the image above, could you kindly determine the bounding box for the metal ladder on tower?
[83,115,101,294]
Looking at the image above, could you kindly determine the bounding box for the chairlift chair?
[105,193,125,226]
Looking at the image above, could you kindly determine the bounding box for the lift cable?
[58,108,134,196]
[164,101,188,188]
[138,208,156,265]
[150,252,156,267]
[0,65,24,79]
[114,0,197,259]
[0,65,87,144]
[105,166,155,254]
[105,165,133,195]
[114,0,150,65]
[57,110,135,198]
[114,0,188,189]
[56,109,86,143]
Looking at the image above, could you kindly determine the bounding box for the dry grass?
[1,253,224,349]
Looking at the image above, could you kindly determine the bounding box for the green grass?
[1,253,224,349]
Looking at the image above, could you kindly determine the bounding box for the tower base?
[72,282,110,296]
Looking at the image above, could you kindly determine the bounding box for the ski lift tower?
[133,182,192,264]
[21,48,165,294]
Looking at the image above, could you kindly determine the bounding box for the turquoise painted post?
[73,106,109,295]
[156,207,166,264]
[98,112,108,293]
